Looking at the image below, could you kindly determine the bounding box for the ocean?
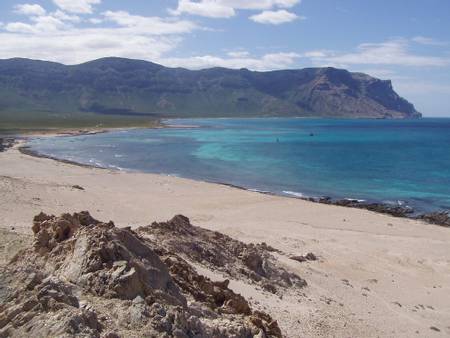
[27,118,450,213]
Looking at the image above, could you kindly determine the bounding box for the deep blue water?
[28,118,450,213]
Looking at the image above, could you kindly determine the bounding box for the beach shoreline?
[19,133,449,227]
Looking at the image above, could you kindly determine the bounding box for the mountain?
[0,57,421,125]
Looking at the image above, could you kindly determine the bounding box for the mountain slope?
[0,57,421,123]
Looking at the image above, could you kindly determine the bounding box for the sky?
[0,0,449,116]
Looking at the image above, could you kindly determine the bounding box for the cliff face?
[0,57,421,120]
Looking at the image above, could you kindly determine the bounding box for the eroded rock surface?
[139,215,306,295]
[0,212,301,337]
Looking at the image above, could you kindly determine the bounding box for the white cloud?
[6,7,83,34]
[221,0,299,10]
[305,39,450,67]
[170,0,300,18]
[102,11,198,35]
[0,4,200,64]
[6,15,67,34]
[89,18,103,24]
[227,50,250,58]
[249,9,299,24]
[412,36,448,46]
[14,4,46,16]
[52,0,101,14]
[0,1,301,70]
[52,10,81,23]
[302,50,328,58]
[163,52,300,70]
[0,21,299,70]
[169,0,235,18]
[0,29,180,64]
[3,1,306,68]
[4,9,197,36]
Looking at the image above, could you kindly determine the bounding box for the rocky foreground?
[0,212,307,338]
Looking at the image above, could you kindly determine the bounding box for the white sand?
[1,143,449,337]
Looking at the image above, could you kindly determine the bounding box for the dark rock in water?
[418,212,450,227]
[306,195,450,228]
[1,211,290,338]
[316,198,414,218]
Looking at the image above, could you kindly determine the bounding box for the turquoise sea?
[28,118,450,213]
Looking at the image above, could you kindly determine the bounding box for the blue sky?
[0,0,449,116]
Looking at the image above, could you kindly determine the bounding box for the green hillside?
[0,57,421,129]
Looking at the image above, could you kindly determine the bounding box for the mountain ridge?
[0,57,421,123]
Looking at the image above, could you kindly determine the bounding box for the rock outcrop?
[0,211,302,337]
[139,215,306,294]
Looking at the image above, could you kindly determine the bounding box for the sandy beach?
[1,142,449,337]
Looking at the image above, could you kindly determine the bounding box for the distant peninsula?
[0,57,421,128]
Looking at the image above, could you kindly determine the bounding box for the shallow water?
[28,118,450,213]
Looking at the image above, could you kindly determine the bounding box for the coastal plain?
[1,143,449,337]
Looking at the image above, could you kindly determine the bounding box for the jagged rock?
[140,215,307,293]
[1,211,288,338]
[163,255,251,315]
[0,266,101,338]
